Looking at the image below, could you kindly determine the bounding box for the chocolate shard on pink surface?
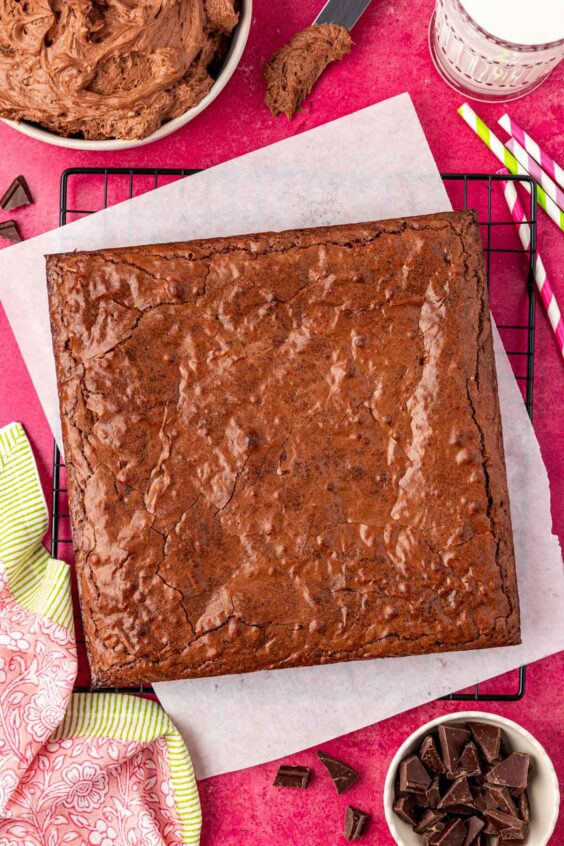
[415,809,446,834]
[317,749,358,793]
[438,725,471,775]
[454,742,482,778]
[420,735,447,774]
[431,817,467,846]
[393,794,420,826]
[487,753,530,790]
[484,784,519,817]
[399,754,431,794]
[439,776,474,809]
[468,722,501,764]
[462,815,485,846]
[0,220,21,243]
[517,790,530,822]
[0,175,32,211]
[344,806,369,841]
[273,764,310,788]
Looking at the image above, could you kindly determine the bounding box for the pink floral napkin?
[0,423,201,845]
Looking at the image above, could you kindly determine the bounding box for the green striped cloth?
[0,422,72,630]
[52,693,202,843]
[0,423,201,843]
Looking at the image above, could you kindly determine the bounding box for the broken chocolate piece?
[484,810,528,839]
[344,806,369,841]
[0,175,32,211]
[431,817,467,846]
[420,735,447,775]
[517,790,530,822]
[415,809,446,834]
[444,804,474,816]
[487,754,530,790]
[468,722,501,764]
[273,764,310,788]
[462,816,485,846]
[427,821,447,845]
[317,749,358,793]
[439,776,474,809]
[0,220,21,243]
[417,775,442,809]
[438,724,471,774]
[454,742,482,778]
[484,784,519,817]
[399,754,432,794]
[471,783,497,813]
[393,794,420,827]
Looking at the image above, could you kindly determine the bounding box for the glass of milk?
[429,0,564,101]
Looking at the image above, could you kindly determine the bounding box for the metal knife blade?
[314,0,373,30]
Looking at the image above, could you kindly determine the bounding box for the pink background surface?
[0,0,562,842]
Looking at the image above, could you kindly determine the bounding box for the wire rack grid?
[52,168,536,700]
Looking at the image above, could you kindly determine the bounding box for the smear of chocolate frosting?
[264,23,353,120]
[0,0,238,140]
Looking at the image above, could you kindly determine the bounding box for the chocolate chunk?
[431,817,467,846]
[344,806,369,841]
[444,804,474,816]
[462,816,485,846]
[471,784,497,813]
[420,735,447,774]
[454,743,482,778]
[273,764,310,788]
[0,220,21,243]
[484,784,519,817]
[484,818,499,835]
[468,722,501,764]
[415,809,446,834]
[0,175,32,211]
[484,810,528,839]
[438,725,471,774]
[517,790,530,822]
[439,776,474,809]
[487,754,530,790]
[317,749,358,793]
[393,794,420,826]
[399,754,432,794]
[426,821,447,845]
[417,775,442,809]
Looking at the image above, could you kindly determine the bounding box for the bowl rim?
[383,710,561,846]
[0,0,252,152]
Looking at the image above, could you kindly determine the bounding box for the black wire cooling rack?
[52,168,536,700]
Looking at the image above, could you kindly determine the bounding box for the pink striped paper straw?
[498,170,564,359]
[505,136,564,212]
[499,114,564,191]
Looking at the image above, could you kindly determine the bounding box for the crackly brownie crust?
[46,210,520,687]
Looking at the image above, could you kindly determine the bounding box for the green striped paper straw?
[457,103,564,233]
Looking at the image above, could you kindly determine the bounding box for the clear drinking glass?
[429,0,564,102]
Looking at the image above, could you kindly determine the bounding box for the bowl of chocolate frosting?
[0,0,251,150]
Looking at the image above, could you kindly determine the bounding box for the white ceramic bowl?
[384,711,560,846]
[0,0,252,152]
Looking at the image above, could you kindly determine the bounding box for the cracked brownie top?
[46,210,520,687]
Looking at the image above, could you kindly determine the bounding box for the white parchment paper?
[0,93,562,779]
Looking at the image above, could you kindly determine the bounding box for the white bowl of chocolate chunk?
[0,0,252,151]
[383,712,560,846]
